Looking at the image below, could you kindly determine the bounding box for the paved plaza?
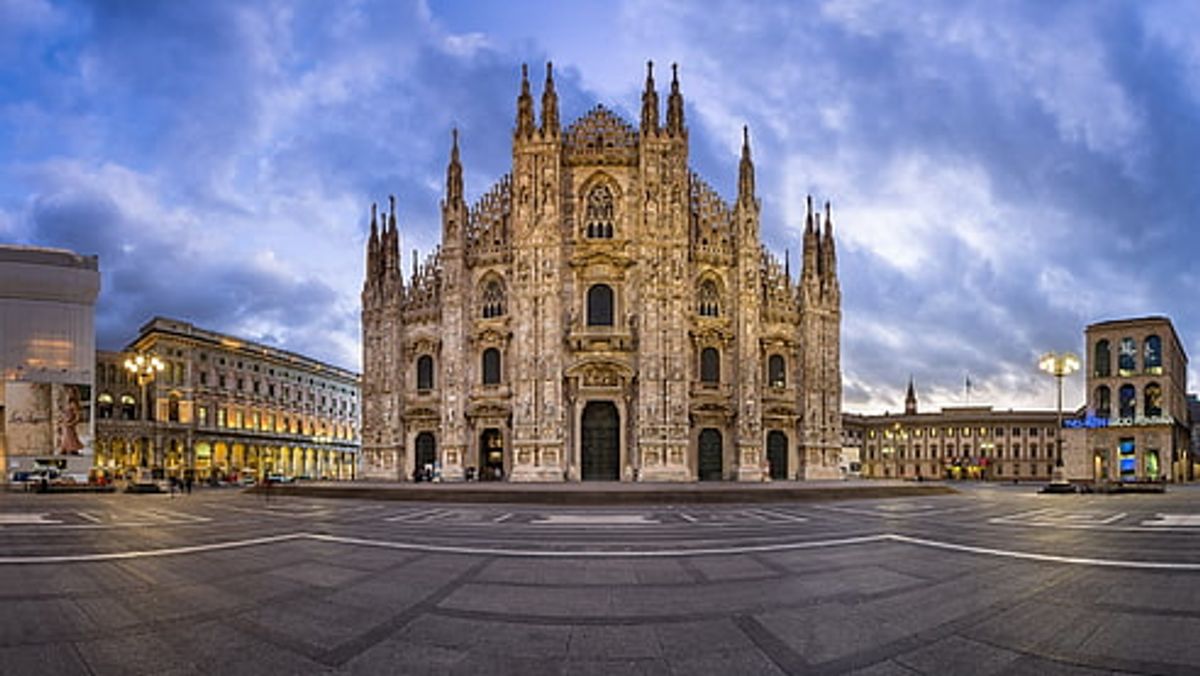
[2,484,1199,675]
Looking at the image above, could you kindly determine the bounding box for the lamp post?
[124,353,164,469]
[1039,351,1080,493]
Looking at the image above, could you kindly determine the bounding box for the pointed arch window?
[1093,339,1110,377]
[482,348,501,386]
[481,278,505,318]
[587,284,614,326]
[1144,335,1162,374]
[768,354,786,388]
[585,184,615,239]
[697,279,720,317]
[1144,382,1162,418]
[416,355,435,391]
[700,347,720,384]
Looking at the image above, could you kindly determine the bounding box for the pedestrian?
[185,474,193,495]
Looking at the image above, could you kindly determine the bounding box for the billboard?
[4,381,93,475]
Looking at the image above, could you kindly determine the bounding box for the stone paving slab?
[2,488,1199,674]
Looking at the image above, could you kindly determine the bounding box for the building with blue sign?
[1082,317,1190,482]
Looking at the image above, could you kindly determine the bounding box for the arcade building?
[94,317,361,482]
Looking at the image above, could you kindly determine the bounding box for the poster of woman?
[56,383,91,456]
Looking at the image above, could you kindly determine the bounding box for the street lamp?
[1039,351,1080,492]
[124,353,165,421]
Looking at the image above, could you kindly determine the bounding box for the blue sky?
[3,0,1198,414]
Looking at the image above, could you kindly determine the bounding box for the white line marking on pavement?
[147,509,211,523]
[678,513,698,523]
[813,504,978,519]
[304,532,888,558]
[75,512,102,523]
[385,508,450,522]
[4,530,1200,568]
[749,508,808,523]
[531,514,659,526]
[886,534,1200,571]
[1142,514,1200,527]
[493,513,514,523]
[0,533,306,564]
[0,513,62,525]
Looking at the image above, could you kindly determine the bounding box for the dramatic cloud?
[2,0,1197,413]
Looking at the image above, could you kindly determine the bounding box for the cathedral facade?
[360,63,842,482]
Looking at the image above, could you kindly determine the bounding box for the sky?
[2,0,1198,415]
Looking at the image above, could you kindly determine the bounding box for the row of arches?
[1094,335,1163,377]
[1094,382,1164,419]
[93,438,357,480]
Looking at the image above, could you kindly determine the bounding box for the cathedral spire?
[387,195,400,276]
[446,128,463,209]
[367,202,379,280]
[540,61,559,135]
[667,62,685,136]
[821,200,837,284]
[738,125,755,205]
[905,376,918,415]
[641,60,659,134]
[515,63,535,138]
[802,195,819,282]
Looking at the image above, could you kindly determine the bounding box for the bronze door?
[581,401,620,481]
[767,431,788,480]
[699,428,723,481]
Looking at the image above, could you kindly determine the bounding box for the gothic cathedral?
[361,63,842,482]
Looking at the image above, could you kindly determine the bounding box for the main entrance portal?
[699,428,723,481]
[581,401,620,481]
[415,432,436,473]
[480,428,504,481]
[767,431,788,480]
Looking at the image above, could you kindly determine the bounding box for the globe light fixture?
[1039,351,1080,492]
[124,353,165,420]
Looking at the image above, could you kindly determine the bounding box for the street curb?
[246,483,958,505]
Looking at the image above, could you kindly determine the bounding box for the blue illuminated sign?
[1063,415,1109,429]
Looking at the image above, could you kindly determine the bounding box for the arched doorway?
[415,432,437,475]
[479,428,504,481]
[767,431,788,480]
[698,428,723,481]
[581,401,620,481]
